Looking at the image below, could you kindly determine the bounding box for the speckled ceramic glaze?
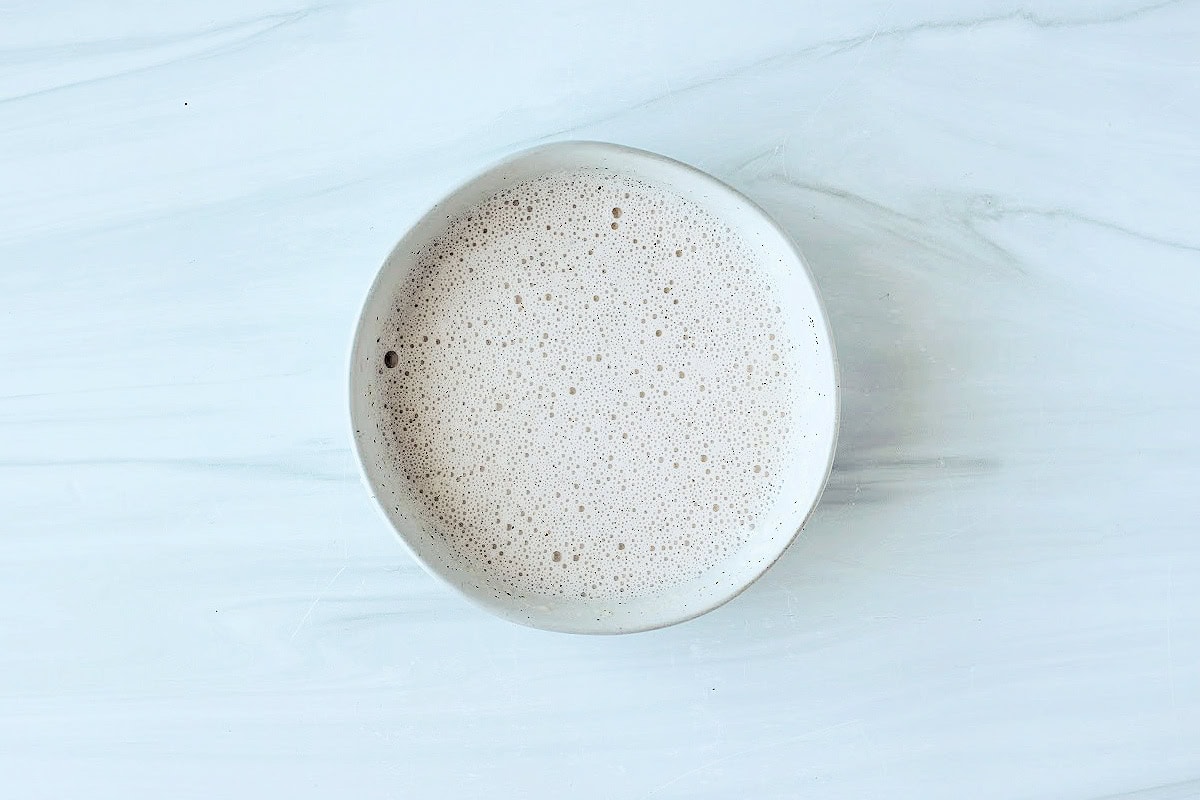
[349,142,838,633]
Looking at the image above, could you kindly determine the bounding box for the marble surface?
[3,1,1199,796]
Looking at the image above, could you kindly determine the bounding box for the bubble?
[384,351,398,368]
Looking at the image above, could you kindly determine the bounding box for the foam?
[366,167,802,600]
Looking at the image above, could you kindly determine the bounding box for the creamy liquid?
[369,167,801,599]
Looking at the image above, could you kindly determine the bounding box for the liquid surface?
[369,167,802,599]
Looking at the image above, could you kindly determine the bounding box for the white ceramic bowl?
[349,141,838,633]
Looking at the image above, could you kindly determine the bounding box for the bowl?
[349,141,838,633]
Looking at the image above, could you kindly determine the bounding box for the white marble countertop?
[3,1,1198,797]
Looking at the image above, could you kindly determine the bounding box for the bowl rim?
[347,139,840,634]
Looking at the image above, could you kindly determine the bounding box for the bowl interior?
[349,142,838,633]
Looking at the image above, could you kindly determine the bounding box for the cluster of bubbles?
[366,167,801,600]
